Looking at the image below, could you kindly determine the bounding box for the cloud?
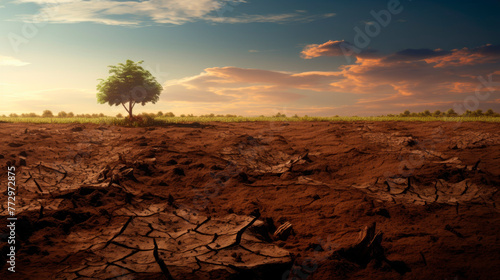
[301,40,377,59]
[161,67,342,107]
[12,0,335,26]
[0,56,30,66]
[162,44,500,115]
[301,40,352,59]
[325,44,500,113]
[205,12,335,24]
[381,48,452,62]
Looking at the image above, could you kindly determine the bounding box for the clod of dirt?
[211,164,224,170]
[166,159,178,165]
[8,142,24,147]
[235,172,249,183]
[367,208,391,218]
[280,172,295,180]
[273,222,294,241]
[335,222,410,275]
[70,126,84,132]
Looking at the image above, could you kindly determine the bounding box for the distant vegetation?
[1,109,499,125]
[386,108,500,118]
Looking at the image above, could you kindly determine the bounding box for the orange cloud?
[161,44,500,116]
[301,40,353,59]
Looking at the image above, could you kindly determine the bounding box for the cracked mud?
[0,121,499,280]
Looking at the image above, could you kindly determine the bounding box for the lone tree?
[97,60,163,119]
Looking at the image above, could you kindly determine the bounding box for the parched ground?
[0,121,499,280]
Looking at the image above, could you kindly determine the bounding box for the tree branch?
[122,103,130,113]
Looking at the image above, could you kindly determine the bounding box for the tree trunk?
[128,100,133,119]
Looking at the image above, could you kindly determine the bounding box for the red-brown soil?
[0,121,499,280]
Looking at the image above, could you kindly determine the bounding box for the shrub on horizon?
[445,109,458,117]
[42,110,54,118]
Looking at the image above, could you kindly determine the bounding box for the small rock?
[19,151,28,157]
[71,126,84,132]
[19,157,27,166]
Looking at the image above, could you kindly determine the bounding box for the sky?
[1,0,499,116]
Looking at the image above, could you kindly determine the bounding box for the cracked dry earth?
[0,121,499,280]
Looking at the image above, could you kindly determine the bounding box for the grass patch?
[0,115,499,125]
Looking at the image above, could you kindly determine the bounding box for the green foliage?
[446,108,458,117]
[42,110,54,118]
[1,114,500,125]
[97,60,163,118]
[2,108,500,125]
[58,111,68,118]
[20,113,38,117]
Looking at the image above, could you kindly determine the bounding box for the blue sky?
[1,0,499,116]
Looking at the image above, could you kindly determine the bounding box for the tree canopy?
[97,60,163,119]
